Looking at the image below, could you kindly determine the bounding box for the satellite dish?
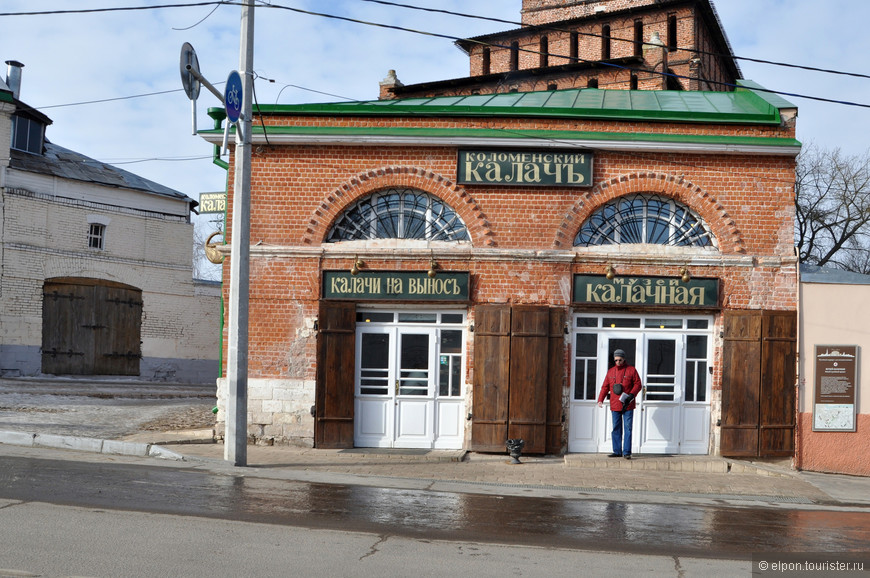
[180,42,201,101]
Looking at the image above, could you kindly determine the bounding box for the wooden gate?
[315,301,356,448]
[471,305,565,455]
[42,279,142,376]
[720,310,796,457]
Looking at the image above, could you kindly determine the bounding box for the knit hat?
[613,349,626,359]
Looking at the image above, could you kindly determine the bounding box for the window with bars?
[326,188,470,242]
[87,223,106,250]
[574,194,715,248]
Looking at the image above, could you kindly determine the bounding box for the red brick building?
[205,0,799,458]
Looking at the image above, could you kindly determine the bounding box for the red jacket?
[597,364,643,411]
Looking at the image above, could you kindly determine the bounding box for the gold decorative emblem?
[205,231,224,264]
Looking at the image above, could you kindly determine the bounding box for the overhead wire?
[0,0,858,173]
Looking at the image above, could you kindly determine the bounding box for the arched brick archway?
[553,172,745,253]
[302,166,494,246]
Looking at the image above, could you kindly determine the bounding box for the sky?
[2,0,869,277]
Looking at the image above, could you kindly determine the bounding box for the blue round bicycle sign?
[224,70,242,123]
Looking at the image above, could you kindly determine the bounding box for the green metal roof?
[254,84,795,126]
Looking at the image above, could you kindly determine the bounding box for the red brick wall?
[220,111,797,385]
[521,0,660,26]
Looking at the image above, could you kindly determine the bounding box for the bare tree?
[795,144,870,272]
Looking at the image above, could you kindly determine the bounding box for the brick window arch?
[574,193,716,248]
[326,188,470,242]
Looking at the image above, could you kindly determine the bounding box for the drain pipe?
[206,107,229,377]
[207,107,230,170]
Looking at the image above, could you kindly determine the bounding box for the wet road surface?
[2,455,869,558]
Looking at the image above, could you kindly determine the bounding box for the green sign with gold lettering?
[458,149,592,187]
[573,274,719,308]
[324,271,470,301]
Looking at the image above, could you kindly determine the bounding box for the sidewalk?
[2,375,869,510]
[4,425,865,510]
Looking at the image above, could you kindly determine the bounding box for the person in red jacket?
[597,349,643,459]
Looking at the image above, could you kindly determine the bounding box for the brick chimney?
[378,69,403,100]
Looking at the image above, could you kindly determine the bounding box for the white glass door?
[569,314,713,455]
[394,329,436,448]
[354,321,452,449]
[596,335,639,453]
[637,336,681,454]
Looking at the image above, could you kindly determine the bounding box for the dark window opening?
[634,20,644,57]
[587,78,598,88]
[481,47,491,75]
[88,224,106,250]
[601,25,611,60]
[630,74,638,90]
[540,36,549,67]
[11,115,44,154]
[547,83,557,91]
[510,41,519,71]
[668,14,678,52]
[570,31,579,61]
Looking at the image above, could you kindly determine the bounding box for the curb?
[0,430,185,461]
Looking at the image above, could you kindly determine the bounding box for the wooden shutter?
[721,310,796,458]
[760,311,797,457]
[471,305,511,452]
[315,301,356,448]
[508,306,550,454]
[471,305,565,455]
[546,307,566,455]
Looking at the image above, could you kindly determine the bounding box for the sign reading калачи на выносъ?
[457,150,592,187]
[323,271,470,302]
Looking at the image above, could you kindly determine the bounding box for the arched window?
[326,188,470,242]
[574,194,715,247]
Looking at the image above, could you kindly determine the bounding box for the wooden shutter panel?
[546,307,566,455]
[760,311,797,457]
[315,301,356,448]
[720,310,762,457]
[508,306,550,454]
[720,309,797,458]
[471,305,511,452]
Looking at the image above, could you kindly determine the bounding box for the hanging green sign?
[573,274,719,308]
[323,271,470,301]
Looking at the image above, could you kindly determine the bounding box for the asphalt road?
[2,449,869,557]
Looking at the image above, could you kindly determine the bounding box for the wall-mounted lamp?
[679,266,691,283]
[427,258,439,278]
[605,264,616,280]
[350,256,365,275]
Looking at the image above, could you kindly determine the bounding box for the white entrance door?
[354,327,437,449]
[596,335,640,453]
[569,315,711,455]
[638,336,682,454]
